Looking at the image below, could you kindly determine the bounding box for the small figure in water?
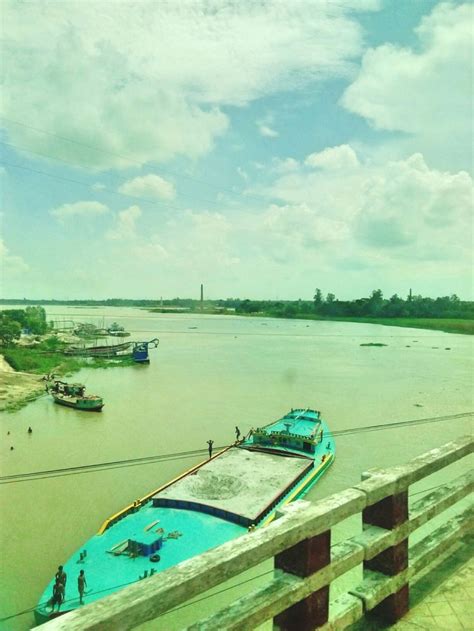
[78,569,87,605]
[207,439,214,459]
[28,427,32,434]
[235,426,241,441]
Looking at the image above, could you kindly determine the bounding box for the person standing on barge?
[78,569,87,604]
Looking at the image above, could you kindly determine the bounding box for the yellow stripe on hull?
[261,452,334,527]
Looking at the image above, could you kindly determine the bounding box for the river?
[0,307,472,629]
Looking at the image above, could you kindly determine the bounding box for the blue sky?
[1,0,472,300]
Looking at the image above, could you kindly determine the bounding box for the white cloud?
[131,237,168,263]
[260,203,348,263]
[237,167,249,181]
[264,146,473,274]
[272,158,300,174]
[0,238,29,273]
[23,141,470,298]
[118,174,175,201]
[342,3,473,171]
[258,124,279,138]
[1,1,377,169]
[305,144,359,170]
[257,113,279,138]
[106,205,142,241]
[50,200,109,220]
[355,153,473,249]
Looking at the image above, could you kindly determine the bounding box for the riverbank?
[152,310,474,335]
[0,341,134,412]
[0,355,46,412]
[235,313,473,334]
[313,317,474,335]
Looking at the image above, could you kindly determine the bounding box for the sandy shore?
[0,355,46,412]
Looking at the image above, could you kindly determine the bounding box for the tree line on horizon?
[0,291,472,320]
[225,290,473,319]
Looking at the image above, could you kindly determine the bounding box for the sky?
[0,0,472,301]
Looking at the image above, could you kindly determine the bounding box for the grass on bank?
[327,317,474,335]
[1,343,136,376]
[146,306,473,335]
[219,312,473,335]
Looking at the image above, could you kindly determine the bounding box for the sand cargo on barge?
[34,408,335,623]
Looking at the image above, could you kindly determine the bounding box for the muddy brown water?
[0,307,472,629]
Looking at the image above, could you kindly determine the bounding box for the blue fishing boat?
[132,338,159,363]
[34,408,334,623]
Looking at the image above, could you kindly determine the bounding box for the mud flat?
[0,355,45,412]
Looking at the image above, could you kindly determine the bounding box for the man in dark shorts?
[55,565,67,588]
[50,579,64,612]
[78,569,87,605]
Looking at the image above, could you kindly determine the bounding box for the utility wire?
[0,446,217,484]
[0,115,255,200]
[0,160,195,214]
[0,140,223,209]
[1,412,471,485]
[328,412,472,438]
[0,567,274,623]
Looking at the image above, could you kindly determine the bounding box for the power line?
[0,115,252,199]
[0,445,220,484]
[0,567,274,623]
[328,412,472,438]
[1,412,471,485]
[0,139,223,209]
[0,160,194,214]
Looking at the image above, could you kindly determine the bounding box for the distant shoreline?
[151,310,474,335]
[270,315,474,335]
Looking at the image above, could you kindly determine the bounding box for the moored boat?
[34,408,334,623]
[47,380,104,412]
[64,340,131,357]
[107,322,131,337]
[132,338,159,363]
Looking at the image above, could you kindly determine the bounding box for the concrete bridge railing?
[40,435,473,631]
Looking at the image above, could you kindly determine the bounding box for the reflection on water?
[0,308,472,630]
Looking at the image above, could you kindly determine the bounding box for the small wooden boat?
[74,323,107,338]
[64,341,131,357]
[47,380,104,411]
[107,322,130,337]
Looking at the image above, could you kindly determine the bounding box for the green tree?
[367,289,384,316]
[24,306,48,334]
[384,294,407,317]
[0,319,21,345]
[313,288,323,311]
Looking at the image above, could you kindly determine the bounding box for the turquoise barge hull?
[34,408,334,624]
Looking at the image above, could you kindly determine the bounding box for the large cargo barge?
[34,408,334,623]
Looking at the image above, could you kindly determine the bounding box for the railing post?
[273,503,330,631]
[362,479,409,624]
